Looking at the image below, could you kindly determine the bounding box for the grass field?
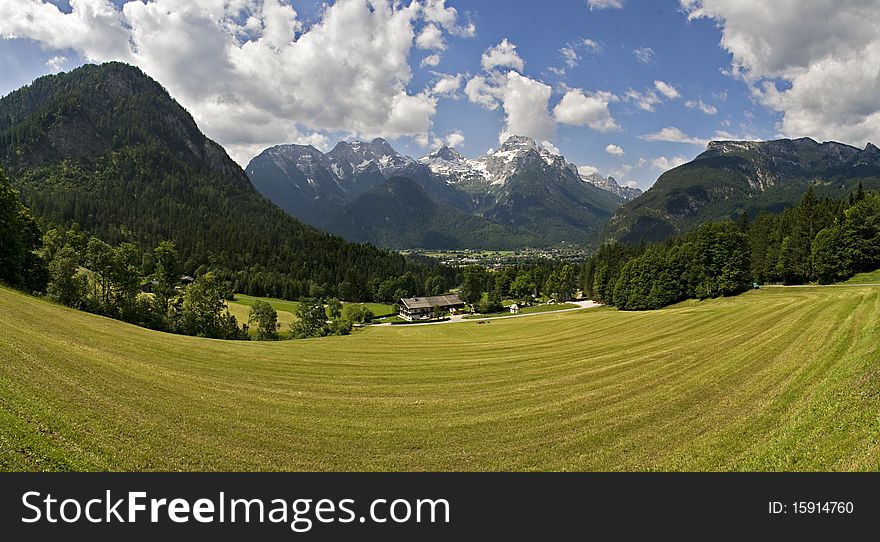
[225,295,396,335]
[1,284,879,471]
[464,303,579,319]
[844,268,880,284]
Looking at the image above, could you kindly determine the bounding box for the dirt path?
[371,300,601,327]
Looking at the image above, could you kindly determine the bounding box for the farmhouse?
[399,294,465,321]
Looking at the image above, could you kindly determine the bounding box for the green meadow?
[1,284,878,471]
[224,295,397,336]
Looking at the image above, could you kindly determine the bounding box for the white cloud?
[431,73,463,96]
[466,39,620,145]
[45,55,66,73]
[422,0,475,37]
[553,89,619,132]
[416,23,445,50]
[685,99,718,115]
[560,47,579,68]
[481,38,525,72]
[651,155,689,171]
[624,88,661,112]
[0,0,476,165]
[633,47,655,64]
[578,165,600,177]
[444,130,465,148]
[558,38,600,69]
[654,80,680,99]
[464,74,501,110]
[497,71,556,143]
[540,140,561,155]
[588,0,623,9]
[420,54,441,67]
[605,143,625,155]
[640,127,709,146]
[681,0,880,147]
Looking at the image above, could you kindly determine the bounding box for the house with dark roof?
[399,294,465,321]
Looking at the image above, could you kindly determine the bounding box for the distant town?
[403,247,593,269]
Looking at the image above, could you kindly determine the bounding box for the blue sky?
[1,1,875,189]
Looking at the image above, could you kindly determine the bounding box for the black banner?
[0,473,876,540]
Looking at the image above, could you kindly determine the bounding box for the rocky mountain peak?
[428,145,464,162]
[497,135,539,153]
[579,171,642,201]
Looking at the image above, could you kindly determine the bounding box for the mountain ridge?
[247,135,625,248]
[0,62,433,299]
[605,136,880,244]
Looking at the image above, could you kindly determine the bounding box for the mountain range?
[605,137,880,243]
[247,135,626,248]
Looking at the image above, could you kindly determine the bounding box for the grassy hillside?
[1,284,879,471]
[844,268,880,284]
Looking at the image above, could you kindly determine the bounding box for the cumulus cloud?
[588,0,624,9]
[654,80,680,100]
[422,0,475,37]
[481,38,525,72]
[540,140,561,155]
[432,73,464,97]
[652,155,689,171]
[464,74,501,110]
[640,127,709,146]
[685,99,718,115]
[444,130,465,148]
[46,55,67,73]
[578,165,600,177]
[633,47,655,64]
[605,143,625,155]
[497,72,556,143]
[466,38,620,144]
[416,23,445,50]
[420,54,441,67]
[553,89,619,131]
[681,0,880,146]
[0,0,475,165]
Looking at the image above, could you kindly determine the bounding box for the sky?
[1,0,879,189]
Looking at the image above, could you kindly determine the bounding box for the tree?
[478,288,503,314]
[510,271,536,302]
[327,318,352,336]
[459,266,486,306]
[290,297,328,339]
[47,245,88,308]
[544,264,576,302]
[424,275,446,296]
[248,300,279,340]
[336,280,355,301]
[86,237,114,310]
[0,167,46,292]
[152,240,181,313]
[326,297,343,319]
[342,304,373,324]
[110,242,143,318]
[179,271,243,339]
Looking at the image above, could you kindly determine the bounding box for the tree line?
[583,185,879,310]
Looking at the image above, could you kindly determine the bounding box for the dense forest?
[0,62,451,302]
[583,185,880,310]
